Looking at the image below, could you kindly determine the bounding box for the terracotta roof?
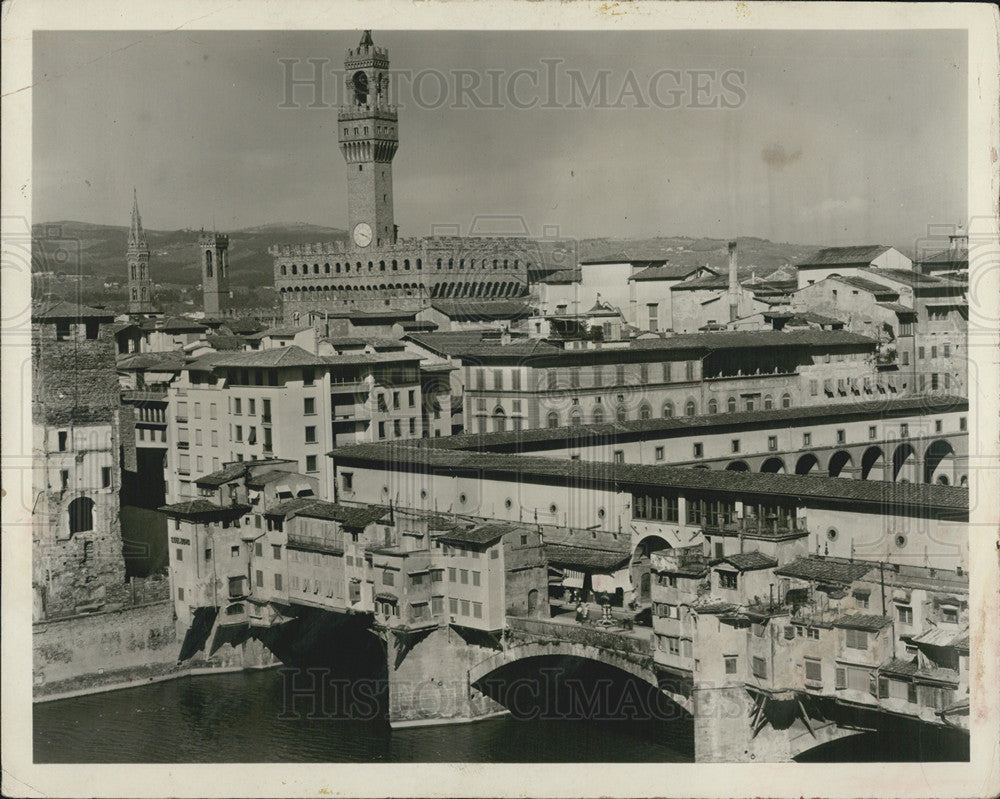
[245,325,312,339]
[693,601,739,615]
[879,657,960,684]
[431,395,966,452]
[544,543,630,571]
[265,498,389,527]
[776,556,877,585]
[718,551,778,571]
[579,252,670,265]
[629,263,701,282]
[428,300,532,321]
[918,246,969,268]
[32,301,115,321]
[826,275,901,296]
[330,442,969,512]
[797,245,894,268]
[186,344,329,370]
[430,520,518,546]
[245,469,306,488]
[876,302,917,315]
[194,459,286,487]
[833,613,893,631]
[157,499,251,518]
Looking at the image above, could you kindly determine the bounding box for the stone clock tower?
[338,30,398,249]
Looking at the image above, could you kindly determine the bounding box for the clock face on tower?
[353,222,373,248]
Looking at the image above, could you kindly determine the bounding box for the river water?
[34,669,692,763]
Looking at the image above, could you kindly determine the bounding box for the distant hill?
[31,221,349,288]
[32,222,836,288]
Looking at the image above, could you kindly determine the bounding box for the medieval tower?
[126,190,155,314]
[338,30,398,249]
[200,230,230,315]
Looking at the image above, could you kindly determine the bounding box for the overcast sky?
[33,29,966,248]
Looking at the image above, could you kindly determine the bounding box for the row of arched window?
[540,393,795,428]
[130,287,149,300]
[281,258,422,276]
[705,393,792,414]
[279,281,524,299]
[434,257,523,271]
[129,263,148,280]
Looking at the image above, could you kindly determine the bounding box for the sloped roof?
[265,498,389,527]
[797,245,893,268]
[330,442,969,512]
[429,520,518,546]
[879,657,960,684]
[157,499,251,518]
[186,345,330,370]
[833,613,893,631]
[630,263,702,282]
[776,556,877,585]
[918,246,969,268]
[544,543,630,571]
[579,252,670,265]
[717,551,778,572]
[826,275,901,296]
[32,301,115,321]
[245,325,312,339]
[428,300,532,321]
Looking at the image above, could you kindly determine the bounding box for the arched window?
[493,407,507,432]
[592,406,605,424]
[727,397,737,413]
[291,264,297,275]
[280,265,287,276]
[141,287,147,299]
[131,288,138,300]
[68,496,94,535]
[416,258,422,270]
[662,401,674,418]
[130,265,136,280]
[616,405,627,423]
[205,251,213,278]
[639,402,651,421]
[708,399,718,414]
[781,393,792,409]
[547,411,559,428]
[570,409,582,427]
[313,264,319,274]
[380,260,386,271]
[764,394,773,410]
[685,399,697,417]
[324,263,331,273]
[403,259,410,270]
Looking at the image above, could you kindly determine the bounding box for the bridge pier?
[386,625,507,727]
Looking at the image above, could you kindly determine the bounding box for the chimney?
[727,240,739,322]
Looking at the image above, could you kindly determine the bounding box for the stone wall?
[386,625,506,726]
[33,600,179,689]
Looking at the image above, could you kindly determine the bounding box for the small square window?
[693,442,703,458]
[655,446,665,461]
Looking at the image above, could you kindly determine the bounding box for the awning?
[562,568,584,589]
[375,591,398,602]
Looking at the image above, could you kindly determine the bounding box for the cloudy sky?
[33,29,966,248]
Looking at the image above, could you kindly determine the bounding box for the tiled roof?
[776,556,877,585]
[718,551,778,571]
[429,519,518,546]
[330,442,969,512]
[918,246,969,268]
[428,300,532,320]
[157,499,251,518]
[116,351,187,371]
[692,601,739,615]
[206,334,248,350]
[398,320,439,331]
[245,325,312,339]
[670,267,795,292]
[186,345,329,370]
[579,252,670,265]
[797,245,893,268]
[265,498,389,527]
[879,657,960,684]
[826,275,901,296]
[537,268,582,284]
[245,469,304,487]
[872,269,964,287]
[833,613,893,631]
[403,330,507,356]
[32,301,115,321]
[629,264,700,281]
[544,543,630,571]
[143,316,208,332]
[431,395,966,452]
[908,627,968,649]
[194,459,284,487]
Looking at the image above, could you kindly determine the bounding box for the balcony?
[287,532,345,555]
[702,515,807,539]
[121,389,168,403]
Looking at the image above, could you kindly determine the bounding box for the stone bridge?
[468,616,694,714]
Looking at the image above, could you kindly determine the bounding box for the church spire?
[359,29,373,48]
[128,188,147,250]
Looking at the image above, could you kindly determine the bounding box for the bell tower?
[126,189,155,315]
[338,30,398,250]
[199,230,230,315]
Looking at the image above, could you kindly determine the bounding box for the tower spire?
[360,29,373,47]
[129,188,147,250]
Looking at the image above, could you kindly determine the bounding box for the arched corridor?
[828,450,854,479]
[760,457,786,474]
[795,453,820,475]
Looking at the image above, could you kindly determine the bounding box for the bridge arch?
[924,439,956,485]
[861,446,886,480]
[892,442,918,482]
[468,642,662,695]
[828,450,854,478]
[795,453,820,475]
[760,457,786,474]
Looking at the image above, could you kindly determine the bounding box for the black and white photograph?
[2,2,998,796]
